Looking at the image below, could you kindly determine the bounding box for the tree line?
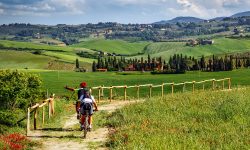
[92,53,250,73]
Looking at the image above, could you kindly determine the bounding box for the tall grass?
[107,89,250,149]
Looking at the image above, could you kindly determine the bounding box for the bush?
[0,111,19,126]
[0,70,43,110]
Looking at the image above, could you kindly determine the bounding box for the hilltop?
[153,16,204,24]
[231,11,250,18]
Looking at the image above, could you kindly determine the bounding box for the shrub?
[0,111,19,126]
[0,70,43,110]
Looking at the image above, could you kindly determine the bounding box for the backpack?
[78,88,90,99]
[82,102,92,110]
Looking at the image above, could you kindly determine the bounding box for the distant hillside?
[154,16,204,24]
[210,17,226,22]
[231,11,250,18]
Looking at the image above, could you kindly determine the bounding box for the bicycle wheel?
[83,111,89,138]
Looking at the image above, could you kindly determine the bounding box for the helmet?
[80,82,87,88]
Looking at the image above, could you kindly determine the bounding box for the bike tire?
[83,111,89,138]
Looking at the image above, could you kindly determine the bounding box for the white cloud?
[0,0,86,16]
[114,0,168,5]
[46,0,86,14]
[0,8,4,14]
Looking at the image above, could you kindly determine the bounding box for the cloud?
[0,0,86,16]
[113,0,168,5]
[0,8,4,14]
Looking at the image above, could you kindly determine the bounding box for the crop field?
[0,40,73,52]
[107,88,250,149]
[71,39,150,55]
[139,37,250,60]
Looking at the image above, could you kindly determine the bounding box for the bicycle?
[82,110,90,138]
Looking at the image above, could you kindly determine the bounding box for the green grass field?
[28,69,250,98]
[0,50,53,69]
[107,88,250,149]
[140,37,250,60]
[0,40,73,52]
[1,37,250,70]
[0,40,95,70]
[71,39,150,55]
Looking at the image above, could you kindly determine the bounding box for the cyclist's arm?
[91,96,98,110]
[64,86,75,91]
[64,86,82,92]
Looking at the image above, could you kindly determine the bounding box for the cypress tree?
[76,58,79,68]
[92,61,97,72]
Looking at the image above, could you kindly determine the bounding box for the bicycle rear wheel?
[83,111,89,138]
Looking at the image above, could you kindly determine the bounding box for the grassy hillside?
[107,89,250,149]
[0,50,53,69]
[0,40,73,52]
[0,40,95,70]
[71,39,150,55]
[141,37,250,59]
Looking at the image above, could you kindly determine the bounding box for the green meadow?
[139,37,250,60]
[71,39,150,55]
[0,50,53,69]
[107,88,250,149]
[27,69,250,98]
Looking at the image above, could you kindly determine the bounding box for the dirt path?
[29,100,140,150]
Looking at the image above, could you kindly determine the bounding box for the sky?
[0,0,250,25]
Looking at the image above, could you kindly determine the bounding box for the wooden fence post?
[192,81,195,93]
[42,106,45,125]
[183,83,186,92]
[26,107,30,136]
[137,85,140,100]
[171,83,174,96]
[34,108,38,130]
[124,86,127,101]
[212,79,215,90]
[228,78,231,90]
[149,85,152,98]
[222,80,225,90]
[203,83,205,91]
[101,85,104,97]
[51,99,54,115]
[161,83,164,97]
[98,87,101,103]
[110,86,113,102]
[48,100,51,119]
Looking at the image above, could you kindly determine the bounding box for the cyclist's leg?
[76,101,80,119]
[88,107,94,128]
[88,115,92,126]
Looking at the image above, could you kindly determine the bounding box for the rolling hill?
[0,40,95,70]
[132,37,250,60]
[71,39,150,55]
[231,11,250,18]
[154,17,204,24]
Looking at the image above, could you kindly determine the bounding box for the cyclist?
[64,82,89,119]
[79,89,98,129]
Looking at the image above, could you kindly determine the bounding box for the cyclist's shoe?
[80,125,85,131]
[88,124,92,131]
